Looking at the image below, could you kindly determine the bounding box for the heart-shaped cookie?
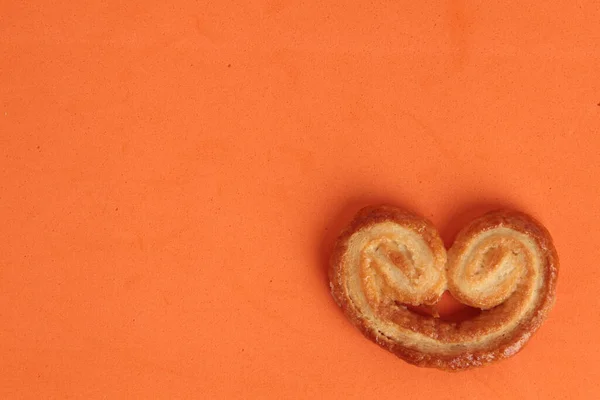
[329,205,558,371]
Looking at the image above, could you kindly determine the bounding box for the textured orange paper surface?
[1,1,600,398]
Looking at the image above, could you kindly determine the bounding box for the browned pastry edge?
[328,205,559,371]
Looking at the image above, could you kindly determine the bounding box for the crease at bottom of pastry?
[328,205,558,371]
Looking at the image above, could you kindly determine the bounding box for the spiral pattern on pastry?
[329,205,558,370]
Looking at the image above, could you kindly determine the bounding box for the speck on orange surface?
[1,1,600,398]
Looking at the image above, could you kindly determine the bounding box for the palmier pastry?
[329,205,558,370]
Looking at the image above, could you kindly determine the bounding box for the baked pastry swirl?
[329,205,558,370]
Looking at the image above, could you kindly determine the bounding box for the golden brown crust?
[329,205,558,371]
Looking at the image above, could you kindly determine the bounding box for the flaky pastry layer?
[329,205,558,370]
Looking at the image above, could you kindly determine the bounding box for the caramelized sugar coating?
[329,206,558,371]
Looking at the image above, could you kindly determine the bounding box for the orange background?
[1,1,600,398]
